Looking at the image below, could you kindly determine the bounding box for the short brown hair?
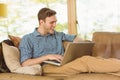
[37,7,56,22]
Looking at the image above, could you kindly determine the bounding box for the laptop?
[43,42,94,66]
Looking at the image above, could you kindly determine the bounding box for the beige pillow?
[2,42,42,75]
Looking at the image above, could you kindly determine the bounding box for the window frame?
[67,0,77,35]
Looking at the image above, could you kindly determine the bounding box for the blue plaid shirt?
[19,28,76,63]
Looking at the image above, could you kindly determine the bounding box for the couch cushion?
[0,41,10,73]
[8,35,21,48]
[92,32,120,59]
[65,73,120,80]
[92,32,112,58]
[0,73,60,80]
[0,73,120,80]
[2,42,42,75]
[2,42,21,70]
[111,33,120,59]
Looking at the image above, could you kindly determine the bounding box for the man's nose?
[53,22,56,27]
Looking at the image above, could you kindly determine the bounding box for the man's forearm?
[21,54,63,67]
[21,56,47,67]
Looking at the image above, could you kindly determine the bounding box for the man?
[19,7,82,67]
[19,7,120,75]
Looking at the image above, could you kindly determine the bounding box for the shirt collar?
[33,28,40,37]
[33,28,56,37]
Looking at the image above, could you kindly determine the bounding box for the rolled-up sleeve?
[19,35,33,63]
[61,32,76,41]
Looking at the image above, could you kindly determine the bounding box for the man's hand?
[44,54,63,62]
[73,36,84,43]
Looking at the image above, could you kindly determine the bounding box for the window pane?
[76,0,120,40]
[0,0,67,41]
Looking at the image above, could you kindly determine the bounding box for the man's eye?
[50,22,55,24]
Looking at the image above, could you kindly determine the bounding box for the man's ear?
[39,20,44,24]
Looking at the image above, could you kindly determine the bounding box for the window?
[0,0,67,41]
[76,0,120,40]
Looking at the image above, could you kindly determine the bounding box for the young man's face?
[42,15,57,34]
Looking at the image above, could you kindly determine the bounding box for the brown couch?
[0,32,120,80]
